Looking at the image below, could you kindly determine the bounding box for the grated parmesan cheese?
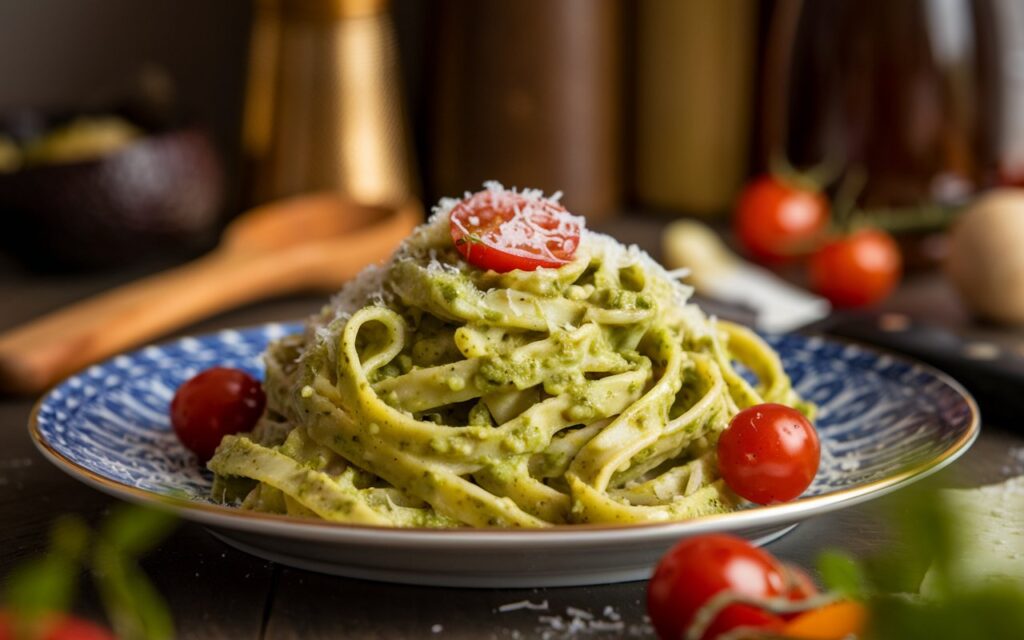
[565,607,593,620]
[530,604,651,638]
[498,599,550,612]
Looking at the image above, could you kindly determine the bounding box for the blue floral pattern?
[34,325,976,506]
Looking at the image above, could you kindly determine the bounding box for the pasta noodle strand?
[208,187,812,527]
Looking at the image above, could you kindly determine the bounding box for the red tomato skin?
[734,176,829,263]
[717,404,820,505]
[448,189,582,273]
[170,367,266,462]
[0,611,115,640]
[454,239,555,274]
[647,534,788,640]
[781,563,820,620]
[809,229,902,308]
[784,563,819,601]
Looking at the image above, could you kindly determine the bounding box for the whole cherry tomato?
[781,563,820,621]
[170,367,266,462]
[717,403,820,505]
[734,175,829,263]
[449,187,583,272]
[809,228,902,308]
[647,534,789,640]
[0,611,115,640]
[784,563,820,602]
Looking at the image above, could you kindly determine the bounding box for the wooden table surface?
[2,216,1022,639]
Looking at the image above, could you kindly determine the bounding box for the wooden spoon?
[0,193,421,395]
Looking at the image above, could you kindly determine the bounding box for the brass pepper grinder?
[242,0,416,207]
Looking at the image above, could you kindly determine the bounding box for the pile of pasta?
[209,190,810,527]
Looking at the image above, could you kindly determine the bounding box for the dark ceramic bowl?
[0,124,224,271]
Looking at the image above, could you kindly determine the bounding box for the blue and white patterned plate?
[30,325,979,587]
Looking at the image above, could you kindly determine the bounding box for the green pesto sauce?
[241,223,789,528]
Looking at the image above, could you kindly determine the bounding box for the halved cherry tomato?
[809,228,901,308]
[0,611,115,640]
[448,188,583,272]
[647,534,788,640]
[781,600,868,639]
[717,403,820,505]
[170,367,266,462]
[734,175,829,263]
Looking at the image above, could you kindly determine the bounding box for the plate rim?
[28,326,981,546]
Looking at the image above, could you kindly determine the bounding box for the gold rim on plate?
[27,336,981,541]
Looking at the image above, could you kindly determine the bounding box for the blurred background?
[5,0,1021,251]
[4,0,1024,413]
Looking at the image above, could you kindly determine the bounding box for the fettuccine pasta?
[208,184,812,527]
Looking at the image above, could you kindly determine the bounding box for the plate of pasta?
[30,184,979,587]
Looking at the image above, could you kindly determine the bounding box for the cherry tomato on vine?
[809,228,902,308]
[170,367,266,462]
[784,563,820,602]
[717,403,820,505]
[647,534,788,640]
[734,175,829,263]
[0,611,115,640]
[449,188,582,272]
[780,563,820,621]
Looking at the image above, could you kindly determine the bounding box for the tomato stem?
[686,591,843,640]
[830,167,868,234]
[767,147,845,193]
[847,203,962,234]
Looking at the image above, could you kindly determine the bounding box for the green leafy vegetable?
[869,584,1024,640]
[93,541,174,640]
[100,505,176,557]
[817,550,868,601]
[817,480,1024,639]
[50,516,90,562]
[1,504,177,640]
[2,554,80,619]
